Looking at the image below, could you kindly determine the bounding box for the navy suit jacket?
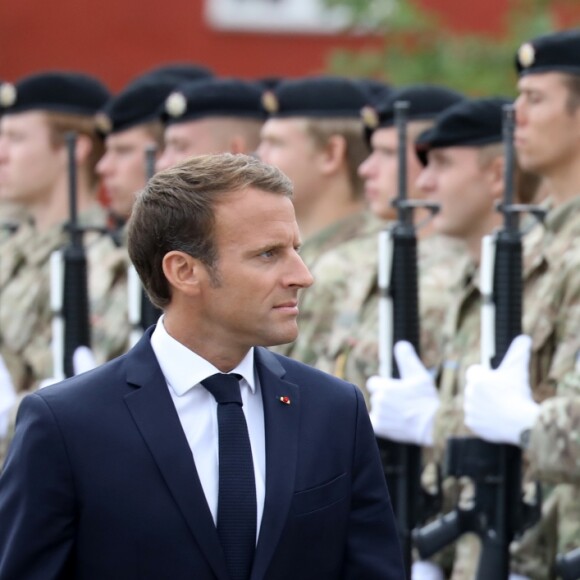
[0,329,403,579]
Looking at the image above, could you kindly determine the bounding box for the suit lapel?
[123,330,229,580]
[251,348,300,580]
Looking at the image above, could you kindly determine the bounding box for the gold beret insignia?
[0,83,17,108]
[361,105,379,129]
[165,92,187,118]
[518,43,535,69]
[261,90,279,114]
[95,112,112,134]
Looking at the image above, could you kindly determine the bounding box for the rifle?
[413,104,543,578]
[49,132,92,379]
[376,100,440,578]
[128,144,162,346]
[556,547,580,580]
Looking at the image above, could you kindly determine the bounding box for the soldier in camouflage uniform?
[94,68,214,350]
[0,80,27,243]
[256,76,391,361]
[371,82,580,578]
[462,29,580,578]
[0,72,126,463]
[309,85,465,390]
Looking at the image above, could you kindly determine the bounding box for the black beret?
[362,84,465,146]
[516,29,580,77]
[356,78,392,106]
[262,76,368,118]
[0,71,110,116]
[163,78,267,124]
[130,62,213,86]
[97,75,184,134]
[414,97,512,166]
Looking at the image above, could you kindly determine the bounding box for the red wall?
[0,0,520,91]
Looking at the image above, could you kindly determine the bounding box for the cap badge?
[262,90,279,114]
[165,91,187,118]
[361,105,379,129]
[0,83,17,108]
[518,43,535,69]
[95,112,112,134]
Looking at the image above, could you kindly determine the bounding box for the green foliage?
[323,0,577,96]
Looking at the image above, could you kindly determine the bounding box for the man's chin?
[265,330,299,348]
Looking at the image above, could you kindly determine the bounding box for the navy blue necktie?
[202,373,256,580]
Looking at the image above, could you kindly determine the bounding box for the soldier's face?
[157,119,226,171]
[97,126,157,220]
[417,147,497,240]
[0,112,66,205]
[358,127,423,221]
[515,72,580,176]
[257,118,325,220]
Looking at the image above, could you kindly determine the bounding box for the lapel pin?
[278,396,291,405]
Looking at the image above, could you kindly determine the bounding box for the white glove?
[367,341,439,446]
[412,561,445,580]
[509,575,530,580]
[0,355,16,438]
[464,335,540,446]
[73,346,98,375]
[40,347,98,389]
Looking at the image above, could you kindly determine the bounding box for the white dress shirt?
[150,317,266,540]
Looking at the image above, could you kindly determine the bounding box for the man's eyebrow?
[250,241,286,254]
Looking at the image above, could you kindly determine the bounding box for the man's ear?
[229,134,246,154]
[74,133,93,165]
[319,134,347,176]
[486,155,505,201]
[162,251,203,296]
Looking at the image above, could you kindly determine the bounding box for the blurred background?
[0,0,578,94]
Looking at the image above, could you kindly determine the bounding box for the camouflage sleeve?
[528,395,580,484]
[283,247,354,366]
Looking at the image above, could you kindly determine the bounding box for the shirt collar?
[150,316,256,397]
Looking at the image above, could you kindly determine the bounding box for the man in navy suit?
[0,153,403,579]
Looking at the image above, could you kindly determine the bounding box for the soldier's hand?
[412,561,445,580]
[464,335,539,446]
[73,346,98,375]
[367,341,439,446]
[0,354,16,438]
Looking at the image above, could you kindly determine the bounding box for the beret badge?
[165,91,187,118]
[95,112,112,134]
[361,105,379,129]
[0,83,17,108]
[261,90,279,114]
[518,43,536,69]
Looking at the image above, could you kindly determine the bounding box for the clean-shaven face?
[515,72,580,176]
[0,111,66,205]
[257,118,324,219]
[194,187,313,353]
[416,147,495,239]
[97,125,157,219]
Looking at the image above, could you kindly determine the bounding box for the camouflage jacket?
[272,210,382,360]
[434,196,580,455]
[0,204,129,392]
[312,230,466,404]
[431,196,580,575]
